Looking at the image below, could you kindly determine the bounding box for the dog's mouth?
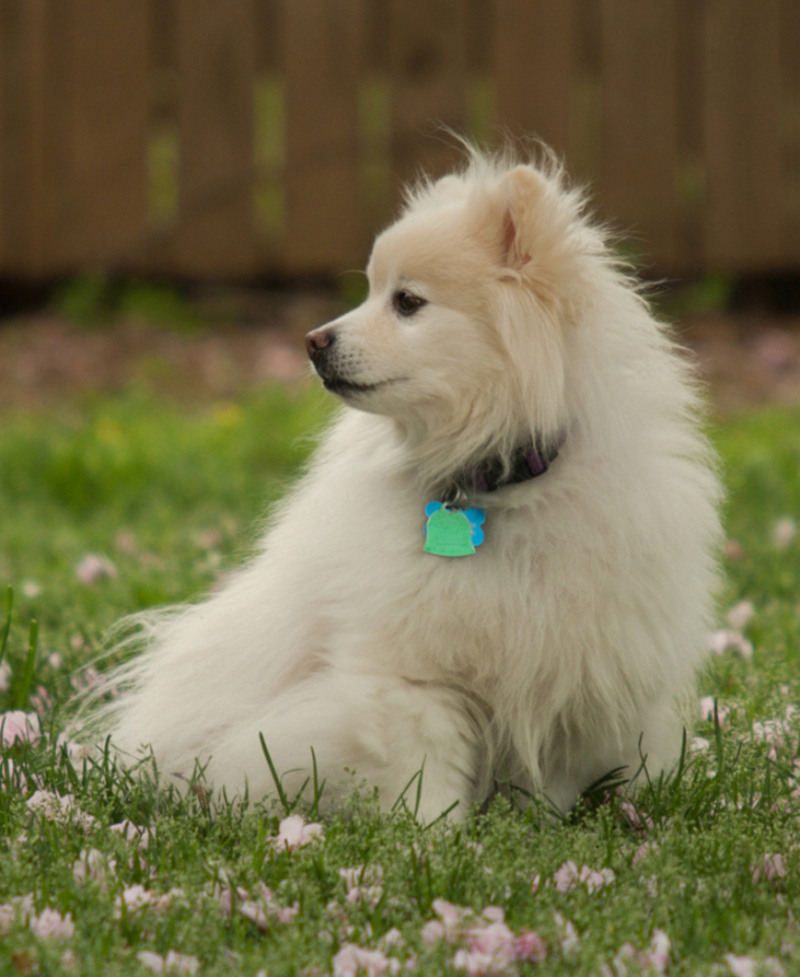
[321,375,405,397]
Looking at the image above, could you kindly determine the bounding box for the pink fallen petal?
[111,819,152,849]
[163,951,200,975]
[73,848,115,889]
[1,758,28,793]
[773,518,797,551]
[726,600,755,630]
[114,884,153,916]
[340,865,384,909]
[0,710,40,747]
[217,885,249,916]
[699,696,731,725]
[633,841,659,865]
[238,901,269,931]
[707,629,753,659]
[21,580,42,598]
[431,898,467,940]
[580,866,616,893]
[153,888,185,912]
[642,929,670,974]
[333,943,393,977]
[480,906,505,924]
[553,913,580,955]
[75,554,117,585]
[451,948,495,977]
[381,929,404,950]
[30,908,75,940]
[553,860,579,894]
[464,921,515,956]
[137,951,164,974]
[421,920,446,945]
[512,931,547,963]
[275,813,324,851]
[725,954,757,977]
[752,853,787,882]
[27,790,94,829]
[0,904,16,933]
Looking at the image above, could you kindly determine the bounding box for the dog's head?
[307,154,598,477]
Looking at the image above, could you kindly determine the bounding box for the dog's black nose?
[305,328,335,361]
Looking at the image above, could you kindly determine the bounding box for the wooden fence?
[1,0,799,281]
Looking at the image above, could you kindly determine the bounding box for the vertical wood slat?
[70,0,150,268]
[599,0,682,269]
[781,0,800,258]
[0,0,49,274]
[283,0,365,274]
[389,0,468,200]
[0,0,5,265]
[175,0,256,278]
[494,0,576,161]
[702,0,784,270]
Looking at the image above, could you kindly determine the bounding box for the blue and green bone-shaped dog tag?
[423,502,486,557]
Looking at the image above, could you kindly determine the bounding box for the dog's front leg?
[203,669,483,822]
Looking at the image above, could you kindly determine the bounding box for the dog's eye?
[393,290,427,318]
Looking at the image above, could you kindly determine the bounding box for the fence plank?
[175,0,256,278]
[389,0,468,199]
[493,0,576,160]
[782,0,800,259]
[0,1,5,265]
[283,0,365,274]
[69,0,149,268]
[0,0,50,274]
[599,0,681,270]
[702,0,783,270]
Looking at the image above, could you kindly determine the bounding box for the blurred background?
[1,0,799,411]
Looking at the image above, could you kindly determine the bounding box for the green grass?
[1,386,799,976]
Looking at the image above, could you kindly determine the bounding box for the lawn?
[0,380,799,977]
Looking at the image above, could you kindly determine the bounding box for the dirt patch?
[681,313,800,414]
[1,295,799,414]
[0,292,343,409]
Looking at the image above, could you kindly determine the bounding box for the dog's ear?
[480,165,567,437]
[480,165,566,313]
[497,165,547,274]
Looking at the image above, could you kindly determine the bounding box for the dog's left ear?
[497,165,547,275]
[479,165,567,437]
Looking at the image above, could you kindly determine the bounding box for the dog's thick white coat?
[102,152,721,820]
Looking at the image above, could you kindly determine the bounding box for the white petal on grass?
[29,908,75,941]
[726,600,755,629]
[707,629,753,658]
[0,710,40,747]
[74,553,117,585]
[773,518,797,550]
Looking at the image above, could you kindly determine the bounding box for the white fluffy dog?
[101,149,721,821]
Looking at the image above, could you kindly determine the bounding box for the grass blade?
[423,799,460,830]
[309,746,326,820]
[14,618,38,709]
[390,767,423,815]
[413,756,426,819]
[259,733,291,815]
[0,586,12,668]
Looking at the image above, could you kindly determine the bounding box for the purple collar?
[451,435,563,498]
